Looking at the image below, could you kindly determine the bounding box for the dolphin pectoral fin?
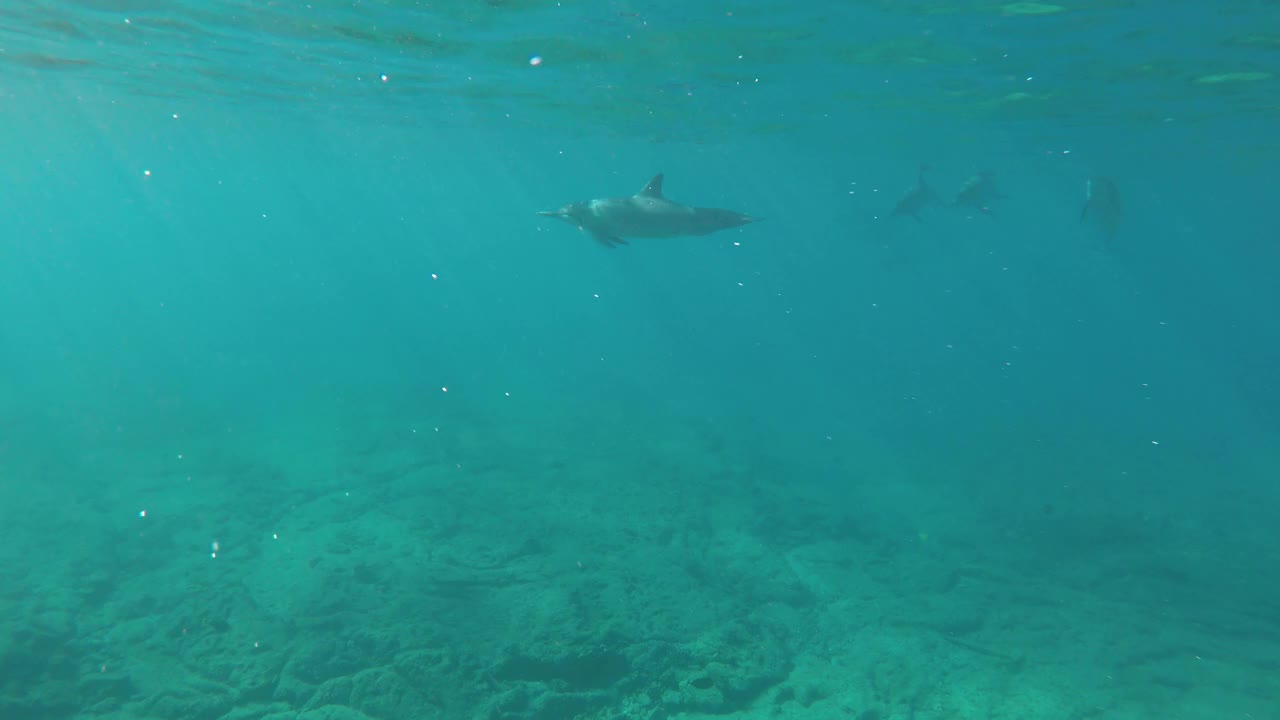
[590,231,627,248]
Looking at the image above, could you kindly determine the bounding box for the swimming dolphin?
[952,170,1005,216]
[890,164,941,222]
[537,174,762,248]
[1080,176,1121,244]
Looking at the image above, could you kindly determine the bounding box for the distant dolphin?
[891,164,941,222]
[952,170,1005,216]
[537,174,762,248]
[1080,176,1121,244]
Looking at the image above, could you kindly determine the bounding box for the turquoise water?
[2,2,1278,719]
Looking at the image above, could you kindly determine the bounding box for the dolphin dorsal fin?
[637,173,665,198]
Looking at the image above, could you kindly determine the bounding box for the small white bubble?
[529,55,543,67]
[138,510,147,518]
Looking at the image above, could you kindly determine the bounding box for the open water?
[1,2,1277,719]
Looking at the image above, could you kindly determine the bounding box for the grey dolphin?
[891,164,941,222]
[952,170,1006,216]
[1080,176,1121,244]
[537,174,762,248]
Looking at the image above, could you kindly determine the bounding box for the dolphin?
[952,170,1005,216]
[537,174,762,248]
[1080,175,1121,244]
[890,164,941,222]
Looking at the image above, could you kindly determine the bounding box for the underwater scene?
[1,1,1277,719]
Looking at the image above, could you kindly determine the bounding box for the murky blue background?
[1,2,1276,719]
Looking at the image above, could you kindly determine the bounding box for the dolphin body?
[1080,176,1121,244]
[952,170,1006,216]
[537,174,762,248]
[891,164,941,222]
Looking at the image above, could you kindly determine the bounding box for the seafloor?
[2,402,1274,720]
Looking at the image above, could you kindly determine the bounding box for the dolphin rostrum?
[537,174,762,248]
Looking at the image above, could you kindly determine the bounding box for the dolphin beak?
[536,210,562,218]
